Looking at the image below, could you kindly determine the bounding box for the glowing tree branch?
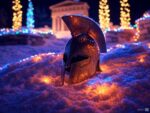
[120,0,131,28]
[12,0,23,30]
[26,0,35,28]
[99,0,110,30]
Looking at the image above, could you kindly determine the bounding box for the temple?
[50,0,89,38]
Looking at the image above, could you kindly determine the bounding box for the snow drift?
[0,40,150,113]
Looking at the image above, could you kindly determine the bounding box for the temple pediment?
[50,0,88,9]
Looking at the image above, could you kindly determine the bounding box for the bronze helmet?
[61,15,106,85]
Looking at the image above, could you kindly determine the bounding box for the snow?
[0,38,68,67]
[0,38,150,113]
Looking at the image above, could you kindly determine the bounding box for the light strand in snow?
[0,28,53,36]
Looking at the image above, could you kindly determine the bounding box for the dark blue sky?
[0,0,149,28]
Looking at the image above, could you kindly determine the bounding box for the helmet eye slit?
[71,55,89,64]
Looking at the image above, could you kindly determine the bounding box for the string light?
[135,11,150,42]
[120,0,131,29]
[99,0,110,30]
[0,28,53,36]
[12,0,23,30]
[32,56,42,63]
[26,0,35,28]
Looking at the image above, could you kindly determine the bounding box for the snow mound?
[0,38,68,67]
[0,41,150,113]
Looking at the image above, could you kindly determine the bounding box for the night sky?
[0,0,149,28]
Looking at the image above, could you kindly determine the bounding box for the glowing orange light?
[138,55,146,63]
[134,38,138,42]
[84,83,119,97]
[40,76,52,84]
[32,56,42,62]
[96,84,110,95]
[101,64,111,73]
[147,43,150,48]
[139,58,144,63]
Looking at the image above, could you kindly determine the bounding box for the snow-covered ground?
[0,39,150,113]
[0,38,68,67]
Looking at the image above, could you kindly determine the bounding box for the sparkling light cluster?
[0,28,53,36]
[0,52,57,71]
[26,0,35,28]
[135,13,150,42]
[12,0,23,30]
[120,0,131,29]
[99,0,110,30]
[107,43,126,52]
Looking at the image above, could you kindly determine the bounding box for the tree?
[26,0,35,28]
[120,0,131,28]
[99,0,110,30]
[12,0,23,30]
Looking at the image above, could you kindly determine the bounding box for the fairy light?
[12,0,23,30]
[139,58,144,63]
[120,0,131,29]
[0,28,53,36]
[147,43,150,49]
[135,11,150,42]
[134,20,141,42]
[40,76,52,85]
[99,0,110,30]
[32,56,42,63]
[84,83,120,98]
[138,55,146,63]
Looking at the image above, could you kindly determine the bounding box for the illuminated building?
[50,0,89,38]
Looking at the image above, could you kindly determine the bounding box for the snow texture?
[0,38,68,67]
[0,39,150,113]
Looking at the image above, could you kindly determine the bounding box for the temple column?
[59,17,61,31]
[52,17,56,32]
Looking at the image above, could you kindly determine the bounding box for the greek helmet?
[61,15,106,85]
